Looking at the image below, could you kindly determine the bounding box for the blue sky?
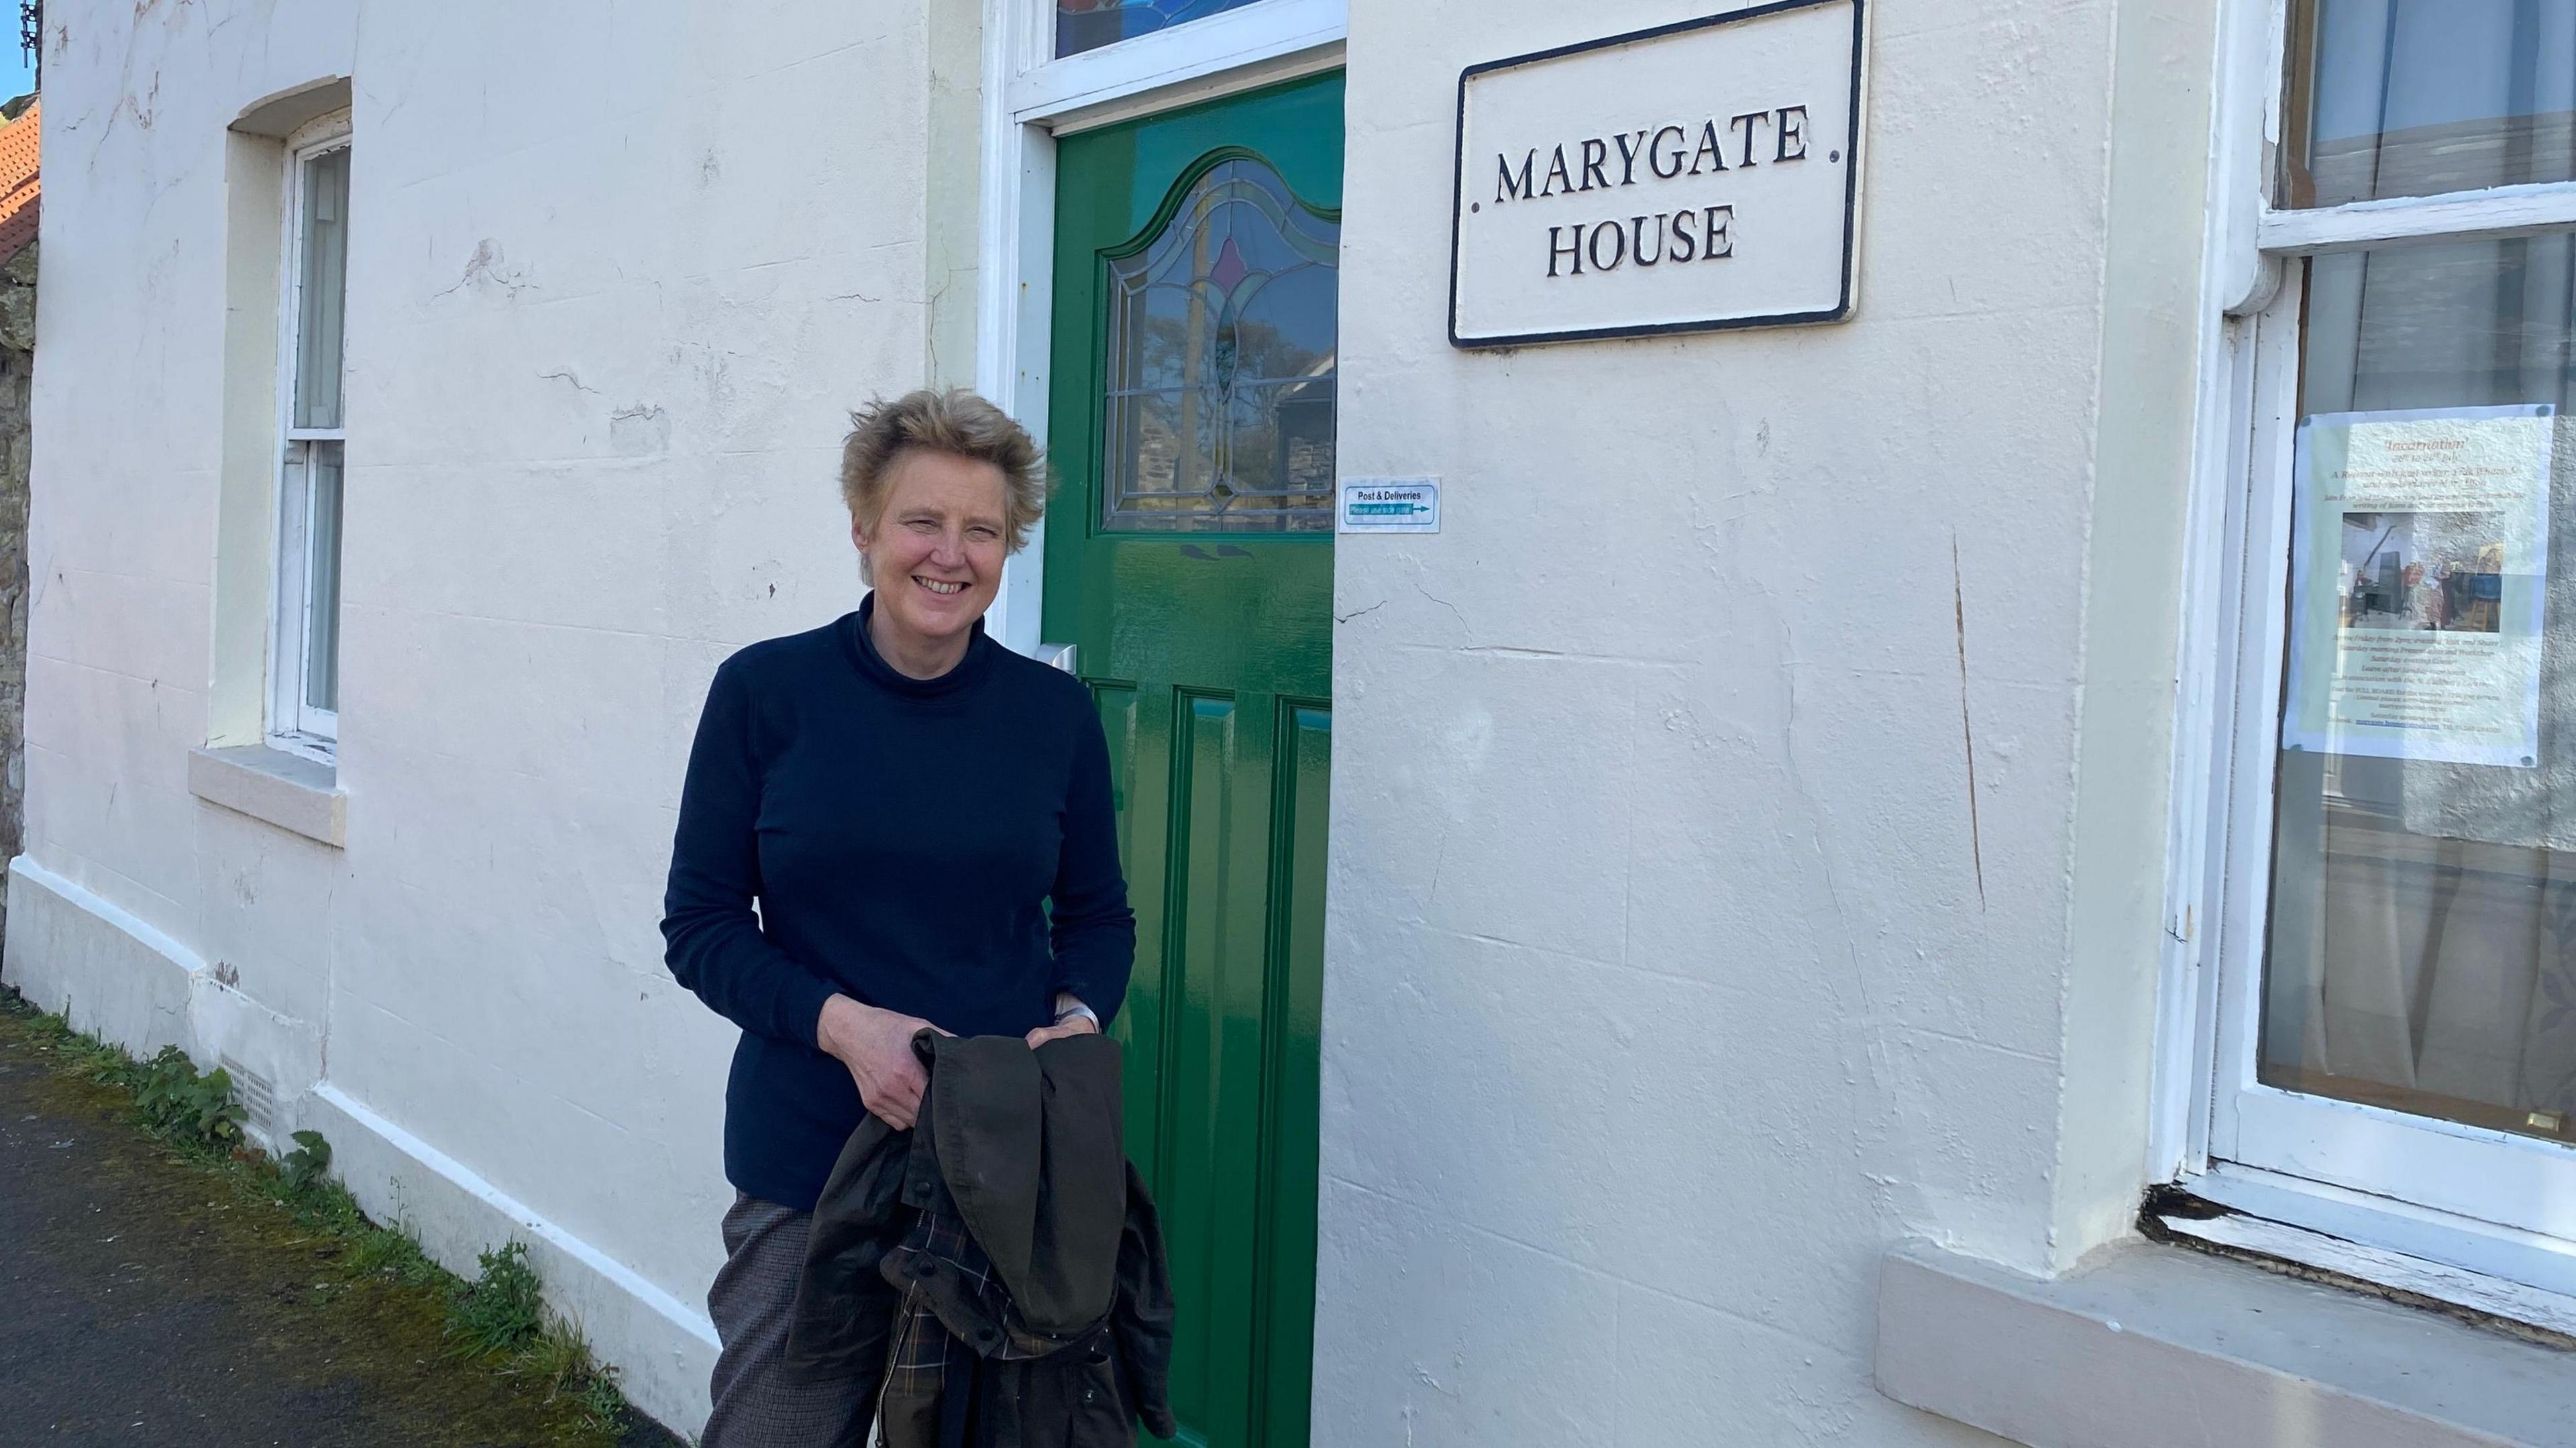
[0,44,30,103]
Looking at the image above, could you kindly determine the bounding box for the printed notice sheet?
[2285,404,2553,767]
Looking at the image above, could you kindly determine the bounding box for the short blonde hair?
[839,389,1048,550]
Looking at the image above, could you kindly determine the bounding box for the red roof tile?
[0,98,40,263]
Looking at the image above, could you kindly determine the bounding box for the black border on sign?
[1446,0,1866,349]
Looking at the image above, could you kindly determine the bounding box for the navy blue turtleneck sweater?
[661,596,1135,1211]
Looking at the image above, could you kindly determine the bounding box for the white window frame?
[975,0,1346,653]
[269,113,352,762]
[2160,0,2576,1321]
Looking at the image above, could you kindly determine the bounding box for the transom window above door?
[1100,155,1339,533]
[1056,0,1269,58]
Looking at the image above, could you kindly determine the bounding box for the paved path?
[0,997,687,1447]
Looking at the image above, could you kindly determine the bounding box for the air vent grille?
[219,1055,277,1139]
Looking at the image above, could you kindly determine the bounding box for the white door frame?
[975,0,1347,653]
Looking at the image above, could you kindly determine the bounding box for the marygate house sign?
[1449,0,1867,347]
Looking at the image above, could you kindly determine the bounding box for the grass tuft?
[519,1315,631,1433]
[445,1243,628,1433]
[449,1241,547,1359]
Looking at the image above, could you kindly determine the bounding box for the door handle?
[1036,642,1079,675]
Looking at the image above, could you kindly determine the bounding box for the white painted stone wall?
[1317,0,2214,1443]
[17,0,2226,1441]
[17,0,937,1430]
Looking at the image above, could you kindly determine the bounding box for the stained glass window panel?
[1057,0,1267,58]
[1102,157,1338,533]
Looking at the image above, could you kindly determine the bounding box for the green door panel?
[1256,700,1330,1448]
[1043,71,1342,1448]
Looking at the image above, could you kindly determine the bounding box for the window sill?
[187,744,345,848]
[1876,1240,2576,1448]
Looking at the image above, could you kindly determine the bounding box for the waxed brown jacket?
[785,1031,1176,1447]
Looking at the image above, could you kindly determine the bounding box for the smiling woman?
[660,388,1137,1444]
[839,392,1045,677]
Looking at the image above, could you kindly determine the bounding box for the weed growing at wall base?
[447,1239,625,1422]
[133,1047,250,1148]
[279,1127,332,1192]
[0,985,641,1442]
[451,1241,547,1358]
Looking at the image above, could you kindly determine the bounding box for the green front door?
[1042,73,1342,1448]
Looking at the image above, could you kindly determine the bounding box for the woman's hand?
[816,995,945,1130]
[1025,995,1102,1050]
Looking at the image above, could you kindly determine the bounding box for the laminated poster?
[2286,404,2553,768]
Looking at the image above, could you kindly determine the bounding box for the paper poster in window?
[2285,404,2553,767]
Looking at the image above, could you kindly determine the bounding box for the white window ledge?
[188,745,345,848]
[1876,1241,2576,1448]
